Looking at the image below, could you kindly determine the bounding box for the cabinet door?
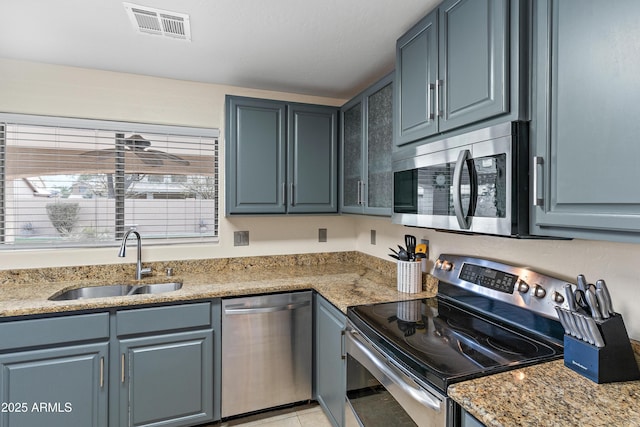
[0,343,108,427]
[288,104,338,213]
[118,330,213,427]
[531,0,640,241]
[394,10,439,146]
[438,0,508,132]
[365,76,394,215]
[341,98,364,213]
[315,295,346,427]
[226,96,286,214]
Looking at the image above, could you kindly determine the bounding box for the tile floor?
[205,403,333,427]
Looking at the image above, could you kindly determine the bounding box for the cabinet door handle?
[290,183,295,206]
[340,329,346,360]
[427,83,435,120]
[356,181,362,205]
[360,181,366,206]
[121,353,126,383]
[435,79,443,118]
[533,156,544,206]
[100,356,104,388]
[282,182,286,205]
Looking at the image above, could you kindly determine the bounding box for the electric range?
[344,254,569,427]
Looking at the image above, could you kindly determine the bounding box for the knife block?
[564,314,640,384]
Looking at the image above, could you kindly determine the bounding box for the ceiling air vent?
[123,2,191,40]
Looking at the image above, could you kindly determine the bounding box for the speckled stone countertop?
[449,341,640,427]
[0,251,436,318]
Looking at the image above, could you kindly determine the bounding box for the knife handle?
[585,289,603,321]
[564,283,577,311]
[596,279,614,315]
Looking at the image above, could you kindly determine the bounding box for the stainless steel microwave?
[392,122,530,237]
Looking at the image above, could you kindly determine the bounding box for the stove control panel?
[434,254,573,320]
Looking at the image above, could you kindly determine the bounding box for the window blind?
[0,115,219,249]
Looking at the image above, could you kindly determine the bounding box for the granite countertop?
[3,251,639,426]
[0,252,436,318]
[448,341,640,427]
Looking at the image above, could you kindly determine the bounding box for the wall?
[2,58,639,341]
[0,58,355,268]
[353,216,640,340]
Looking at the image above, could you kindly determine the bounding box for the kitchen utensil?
[583,316,605,348]
[576,314,594,345]
[596,279,614,316]
[555,307,572,336]
[585,288,603,321]
[573,289,590,315]
[389,247,400,256]
[577,274,588,292]
[415,243,427,254]
[397,245,409,261]
[564,284,577,311]
[404,235,416,260]
[388,254,400,260]
[595,288,610,319]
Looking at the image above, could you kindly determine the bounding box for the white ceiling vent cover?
[123,2,191,40]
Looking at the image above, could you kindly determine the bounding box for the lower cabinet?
[117,331,213,427]
[0,343,108,427]
[315,295,346,427]
[113,302,217,427]
[0,313,110,427]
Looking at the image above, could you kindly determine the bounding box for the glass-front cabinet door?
[341,72,393,215]
[366,79,393,214]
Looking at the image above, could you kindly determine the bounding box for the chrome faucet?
[118,229,152,280]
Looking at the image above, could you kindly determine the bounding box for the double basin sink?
[49,282,183,301]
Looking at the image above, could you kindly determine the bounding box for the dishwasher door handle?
[223,300,310,315]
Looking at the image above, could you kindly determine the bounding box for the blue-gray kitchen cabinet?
[394,0,526,148]
[0,313,110,427]
[531,0,640,242]
[314,294,346,427]
[113,302,217,427]
[341,72,394,216]
[226,96,338,215]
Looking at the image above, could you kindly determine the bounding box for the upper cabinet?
[226,96,338,215]
[341,73,394,215]
[531,0,640,242]
[394,0,526,148]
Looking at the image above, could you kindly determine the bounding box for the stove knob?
[552,292,565,304]
[516,280,530,293]
[533,284,546,298]
[441,261,453,271]
[435,259,443,269]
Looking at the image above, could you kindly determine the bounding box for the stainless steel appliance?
[392,122,529,237]
[221,291,312,418]
[346,254,569,427]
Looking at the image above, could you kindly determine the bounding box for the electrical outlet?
[370,230,376,245]
[318,228,327,242]
[234,231,249,246]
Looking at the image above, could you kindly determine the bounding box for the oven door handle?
[346,329,443,412]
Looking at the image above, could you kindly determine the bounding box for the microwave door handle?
[453,149,472,229]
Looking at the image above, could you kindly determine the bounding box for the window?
[0,114,219,249]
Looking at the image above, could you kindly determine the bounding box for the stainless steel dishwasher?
[221,291,312,418]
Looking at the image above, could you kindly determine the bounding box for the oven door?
[345,323,447,427]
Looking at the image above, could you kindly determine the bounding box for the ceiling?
[0,0,440,99]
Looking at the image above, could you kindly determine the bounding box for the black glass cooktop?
[347,297,563,392]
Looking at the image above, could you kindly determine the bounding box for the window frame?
[0,113,220,250]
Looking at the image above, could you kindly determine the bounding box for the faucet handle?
[140,267,152,277]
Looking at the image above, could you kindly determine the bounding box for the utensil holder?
[564,314,640,384]
[397,260,421,294]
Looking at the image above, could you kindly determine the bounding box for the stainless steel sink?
[49,282,183,301]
